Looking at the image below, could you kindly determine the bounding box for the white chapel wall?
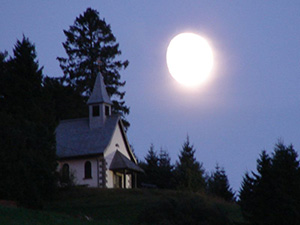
[58,157,99,187]
[104,123,132,188]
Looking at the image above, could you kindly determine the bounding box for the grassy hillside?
[0,205,100,225]
[1,188,245,225]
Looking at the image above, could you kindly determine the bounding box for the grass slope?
[45,188,165,225]
[1,188,245,225]
[0,205,99,225]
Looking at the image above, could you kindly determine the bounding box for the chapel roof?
[87,72,112,105]
[110,151,144,173]
[56,115,119,159]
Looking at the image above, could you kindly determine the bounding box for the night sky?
[1,1,300,191]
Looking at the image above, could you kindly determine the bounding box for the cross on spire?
[97,58,102,71]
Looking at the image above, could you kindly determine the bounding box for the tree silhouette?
[175,136,205,191]
[157,148,174,189]
[57,8,130,128]
[142,144,159,187]
[239,142,300,225]
[0,36,57,208]
[207,164,235,202]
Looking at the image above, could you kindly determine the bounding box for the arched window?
[84,161,92,179]
[62,163,69,181]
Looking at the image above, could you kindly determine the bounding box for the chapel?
[56,72,142,188]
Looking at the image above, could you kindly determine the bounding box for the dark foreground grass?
[45,188,165,225]
[0,205,101,225]
[0,188,246,225]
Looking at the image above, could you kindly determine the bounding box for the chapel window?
[84,161,92,179]
[92,105,100,117]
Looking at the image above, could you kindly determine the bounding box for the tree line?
[239,142,300,225]
[139,139,300,224]
[137,137,235,202]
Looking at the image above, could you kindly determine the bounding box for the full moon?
[166,33,214,87]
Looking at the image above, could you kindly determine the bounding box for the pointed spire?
[87,72,112,105]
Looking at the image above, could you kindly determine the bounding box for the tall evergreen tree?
[0,37,57,208]
[239,142,300,225]
[239,171,256,220]
[157,148,174,189]
[145,144,159,168]
[0,51,8,101]
[57,8,130,128]
[138,145,174,189]
[143,144,159,187]
[175,136,205,191]
[207,164,235,202]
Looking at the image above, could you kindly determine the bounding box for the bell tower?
[87,72,112,129]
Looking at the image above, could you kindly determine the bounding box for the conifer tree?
[0,37,57,208]
[145,144,159,168]
[239,142,300,225]
[239,171,256,220]
[175,136,205,191]
[143,144,159,186]
[0,51,8,101]
[57,8,130,128]
[157,148,174,189]
[207,164,235,201]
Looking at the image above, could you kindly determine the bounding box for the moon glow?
[166,33,214,87]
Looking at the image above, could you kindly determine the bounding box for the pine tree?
[239,171,256,220]
[145,144,159,168]
[57,8,130,128]
[175,136,205,191]
[239,142,300,225]
[0,51,8,102]
[207,164,235,201]
[0,37,57,208]
[143,144,159,187]
[157,148,174,189]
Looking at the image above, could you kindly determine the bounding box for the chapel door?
[113,172,123,188]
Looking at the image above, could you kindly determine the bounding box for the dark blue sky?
[1,1,300,191]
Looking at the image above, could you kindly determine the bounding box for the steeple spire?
[87,73,112,105]
[87,71,112,129]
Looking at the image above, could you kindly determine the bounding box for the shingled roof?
[56,115,119,159]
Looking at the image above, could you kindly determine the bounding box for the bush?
[58,168,76,189]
